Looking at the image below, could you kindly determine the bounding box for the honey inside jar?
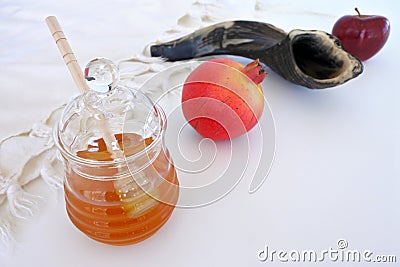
[64,133,179,245]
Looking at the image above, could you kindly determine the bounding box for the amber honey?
[63,133,179,245]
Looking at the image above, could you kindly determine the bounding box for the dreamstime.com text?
[258,239,397,263]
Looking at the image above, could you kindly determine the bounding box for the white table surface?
[1,0,399,266]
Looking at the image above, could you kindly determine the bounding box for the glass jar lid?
[55,58,166,164]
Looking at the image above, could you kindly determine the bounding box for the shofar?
[150,20,363,89]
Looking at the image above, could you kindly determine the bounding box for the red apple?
[332,8,390,61]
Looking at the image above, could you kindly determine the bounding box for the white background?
[0,0,399,266]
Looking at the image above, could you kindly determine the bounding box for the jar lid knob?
[84,58,120,93]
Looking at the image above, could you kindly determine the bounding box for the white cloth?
[1,1,399,267]
[0,0,264,250]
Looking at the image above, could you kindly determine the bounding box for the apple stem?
[355,7,361,17]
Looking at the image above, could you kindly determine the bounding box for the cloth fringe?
[7,183,41,220]
[0,217,14,254]
[0,107,64,250]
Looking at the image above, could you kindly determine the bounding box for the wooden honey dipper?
[45,16,124,159]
